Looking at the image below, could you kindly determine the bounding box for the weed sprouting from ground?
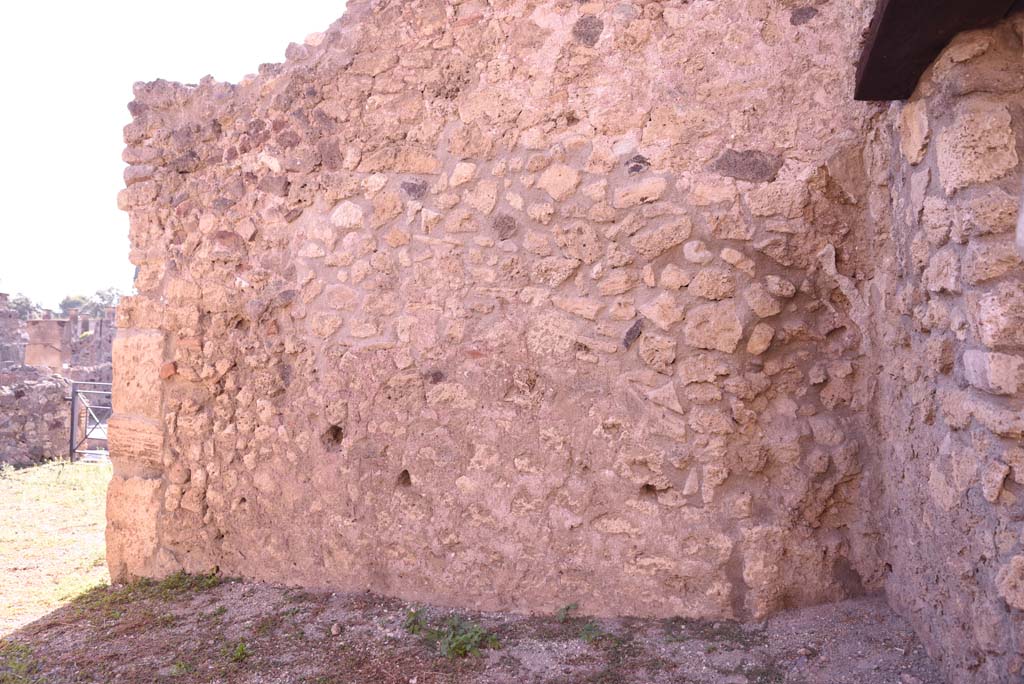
[0,641,40,684]
[403,609,500,658]
[169,659,195,677]
[403,608,430,635]
[556,602,579,623]
[435,617,501,658]
[579,621,606,643]
[206,605,228,620]
[223,640,251,663]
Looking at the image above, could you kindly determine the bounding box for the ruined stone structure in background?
[24,318,69,370]
[0,298,69,466]
[0,298,115,465]
[110,3,1024,682]
[0,367,70,468]
[21,309,116,380]
[67,309,116,384]
[0,294,27,367]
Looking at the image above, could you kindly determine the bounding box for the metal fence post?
[68,382,77,461]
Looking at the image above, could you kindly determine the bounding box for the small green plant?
[556,602,579,623]
[223,640,251,663]
[579,621,605,643]
[403,608,429,635]
[0,641,40,684]
[434,616,501,658]
[403,610,499,658]
[169,660,195,677]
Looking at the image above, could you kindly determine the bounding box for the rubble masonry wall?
[109,3,1024,681]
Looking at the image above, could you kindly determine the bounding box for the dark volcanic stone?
[401,179,428,199]
[711,149,785,183]
[211,197,236,213]
[169,151,200,174]
[790,7,818,25]
[572,16,603,47]
[258,174,291,196]
[277,130,301,148]
[319,139,344,170]
[623,319,644,349]
[494,214,518,240]
[626,154,650,175]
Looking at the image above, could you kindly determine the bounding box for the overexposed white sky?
[0,1,347,310]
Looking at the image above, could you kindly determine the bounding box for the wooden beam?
[855,0,1018,101]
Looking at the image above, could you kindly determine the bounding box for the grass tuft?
[556,602,579,624]
[0,640,41,684]
[223,640,251,663]
[169,659,195,677]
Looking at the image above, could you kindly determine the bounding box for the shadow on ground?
[1,573,942,684]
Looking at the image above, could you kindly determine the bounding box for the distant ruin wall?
[0,370,69,467]
[24,319,68,370]
[0,297,70,467]
[0,294,26,367]
[109,3,1024,682]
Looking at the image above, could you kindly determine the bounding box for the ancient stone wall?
[68,310,116,383]
[24,319,69,370]
[0,369,70,467]
[0,303,113,466]
[0,294,27,367]
[870,20,1024,682]
[69,310,116,370]
[0,298,71,467]
[109,3,1024,681]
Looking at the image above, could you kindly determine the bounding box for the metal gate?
[69,381,112,462]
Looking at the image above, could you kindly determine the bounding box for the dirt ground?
[2,576,943,684]
[0,461,110,635]
[0,461,944,683]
